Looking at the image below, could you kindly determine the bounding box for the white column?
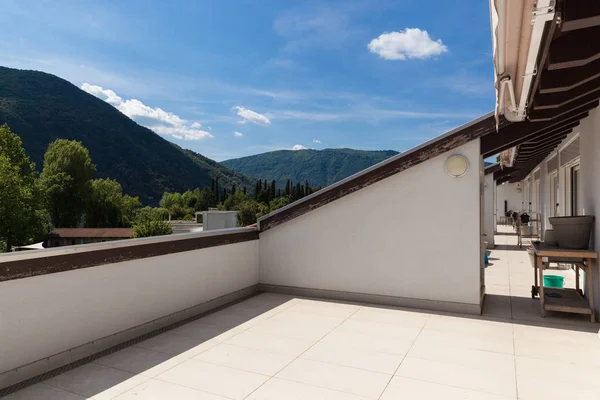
[484,173,495,247]
[579,107,600,315]
[539,158,548,234]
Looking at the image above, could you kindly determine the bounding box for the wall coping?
[0,227,258,282]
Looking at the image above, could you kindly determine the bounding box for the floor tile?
[301,341,404,374]
[515,355,600,399]
[380,376,516,400]
[94,346,189,377]
[350,307,430,328]
[415,325,514,355]
[224,330,314,356]
[194,343,295,375]
[156,359,268,400]
[168,322,241,342]
[112,379,228,399]
[320,326,416,355]
[286,300,360,318]
[513,324,600,366]
[276,358,390,399]
[395,356,517,398]
[134,331,216,356]
[2,383,86,400]
[247,318,336,341]
[246,378,370,400]
[335,318,423,340]
[43,363,148,400]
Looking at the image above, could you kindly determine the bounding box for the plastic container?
[543,229,557,245]
[549,216,594,249]
[543,275,564,288]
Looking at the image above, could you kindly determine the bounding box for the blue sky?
[0,0,495,161]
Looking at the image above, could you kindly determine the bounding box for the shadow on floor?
[494,244,528,251]
[1,292,294,398]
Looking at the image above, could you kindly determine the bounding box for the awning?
[484,0,600,183]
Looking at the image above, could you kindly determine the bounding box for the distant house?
[47,228,134,247]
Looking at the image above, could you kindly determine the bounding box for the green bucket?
[543,275,564,288]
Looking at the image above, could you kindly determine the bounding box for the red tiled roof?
[50,228,134,238]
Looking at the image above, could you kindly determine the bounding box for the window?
[550,172,559,217]
[571,164,580,216]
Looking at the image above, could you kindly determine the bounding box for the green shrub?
[133,220,173,238]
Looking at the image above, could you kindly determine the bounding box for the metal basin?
[549,216,594,249]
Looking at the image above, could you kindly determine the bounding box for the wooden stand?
[531,242,597,322]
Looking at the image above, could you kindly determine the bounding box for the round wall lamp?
[445,154,469,178]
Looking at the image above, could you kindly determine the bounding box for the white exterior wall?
[484,172,496,246]
[259,140,482,308]
[579,107,600,313]
[0,231,259,382]
[496,180,523,218]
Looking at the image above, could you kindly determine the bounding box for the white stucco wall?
[579,106,600,312]
[259,140,482,308]
[484,172,495,246]
[0,230,259,378]
[496,180,523,218]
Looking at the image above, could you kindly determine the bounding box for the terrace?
[2,228,599,399]
[2,1,600,398]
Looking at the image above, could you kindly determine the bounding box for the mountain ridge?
[0,66,254,204]
[222,148,399,188]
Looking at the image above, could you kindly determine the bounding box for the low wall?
[258,140,482,312]
[0,228,259,389]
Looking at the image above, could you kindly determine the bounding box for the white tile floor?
[5,228,600,400]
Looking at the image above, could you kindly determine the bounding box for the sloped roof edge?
[258,111,498,232]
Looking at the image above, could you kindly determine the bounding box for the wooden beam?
[481,112,586,157]
[561,0,600,32]
[562,15,600,32]
[533,77,600,109]
[529,98,599,122]
[526,127,574,144]
[540,57,600,94]
[547,26,600,70]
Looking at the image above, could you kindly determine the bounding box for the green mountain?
[0,66,254,204]
[222,148,399,188]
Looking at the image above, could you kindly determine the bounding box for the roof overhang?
[491,0,555,122]
[484,0,600,182]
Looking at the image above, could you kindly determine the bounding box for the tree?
[270,180,276,200]
[159,192,183,220]
[85,178,141,227]
[285,180,291,197]
[196,187,217,211]
[40,139,96,227]
[0,124,48,251]
[133,220,173,238]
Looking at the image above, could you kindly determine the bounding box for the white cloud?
[81,83,122,105]
[232,106,271,126]
[234,131,244,137]
[368,28,447,60]
[81,83,212,140]
[292,144,307,150]
[312,139,321,144]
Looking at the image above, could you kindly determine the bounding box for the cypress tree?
[285,180,291,196]
[305,179,310,195]
[270,180,276,200]
[232,184,236,195]
[211,178,215,192]
[242,186,247,195]
[263,179,267,191]
[277,188,281,198]
[215,177,220,201]
[222,188,226,201]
